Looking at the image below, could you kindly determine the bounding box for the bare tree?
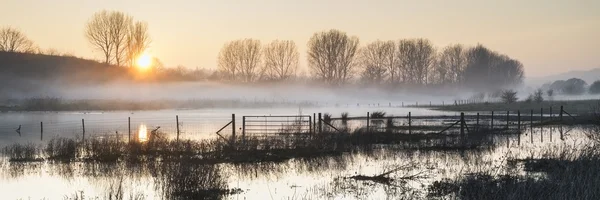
[217,41,240,80]
[108,11,132,67]
[395,38,435,85]
[434,44,466,85]
[0,27,35,53]
[464,44,524,91]
[307,29,359,85]
[126,21,151,67]
[217,39,262,82]
[238,39,262,82]
[85,11,113,64]
[85,10,133,66]
[263,40,299,81]
[358,40,393,84]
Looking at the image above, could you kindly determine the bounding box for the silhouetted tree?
[126,21,151,68]
[562,78,587,95]
[358,40,393,84]
[85,10,133,66]
[217,39,262,82]
[433,44,466,85]
[263,40,299,81]
[307,29,359,85]
[590,81,600,94]
[501,90,518,104]
[463,45,524,91]
[0,27,36,53]
[534,89,544,103]
[396,38,435,85]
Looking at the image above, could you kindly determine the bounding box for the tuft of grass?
[45,138,79,161]
[371,111,386,119]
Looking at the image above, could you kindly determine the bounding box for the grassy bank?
[429,99,600,115]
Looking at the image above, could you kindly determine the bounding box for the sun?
[136,52,152,69]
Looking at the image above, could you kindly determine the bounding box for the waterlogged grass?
[428,147,600,200]
[1,124,598,199]
[2,129,497,164]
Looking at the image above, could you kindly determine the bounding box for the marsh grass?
[2,128,499,164]
[2,143,41,162]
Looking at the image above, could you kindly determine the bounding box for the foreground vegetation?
[1,119,599,199]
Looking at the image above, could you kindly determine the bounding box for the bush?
[546,89,554,101]
[533,89,544,103]
[500,90,518,104]
[590,80,600,94]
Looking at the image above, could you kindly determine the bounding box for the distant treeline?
[216,30,524,92]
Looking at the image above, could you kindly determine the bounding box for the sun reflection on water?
[138,124,148,142]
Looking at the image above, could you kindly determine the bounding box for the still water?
[0,106,586,199]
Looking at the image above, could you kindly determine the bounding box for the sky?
[1,0,598,77]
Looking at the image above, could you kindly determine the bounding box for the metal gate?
[242,115,312,136]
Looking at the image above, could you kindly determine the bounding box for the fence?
[0,105,579,146]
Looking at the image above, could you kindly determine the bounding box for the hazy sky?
[1,0,598,77]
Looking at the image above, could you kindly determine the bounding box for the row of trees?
[217,29,524,91]
[542,78,600,95]
[85,10,151,67]
[218,39,299,82]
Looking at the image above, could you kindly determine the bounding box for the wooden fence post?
[476,113,480,132]
[491,111,494,130]
[560,106,563,122]
[82,119,85,141]
[313,113,316,133]
[460,112,465,138]
[408,112,412,135]
[366,112,370,132]
[518,110,521,146]
[530,109,534,143]
[318,113,322,133]
[176,115,180,142]
[242,116,247,140]
[128,117,131,143]
[540,108,543,143]
[306,116,310,135]
[40,122,43,141]
[560,105,564,140]
[231,114,236,142]
[506,111,509,130]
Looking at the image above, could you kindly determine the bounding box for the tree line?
[2,11,525,91]
[217,29,524,91]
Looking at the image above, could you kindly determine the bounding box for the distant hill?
[0,51,136,98]
[526,67,600,87]
[0,51,131,84]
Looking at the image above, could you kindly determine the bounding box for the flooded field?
[0,106,598,199]
[0,106,450,146]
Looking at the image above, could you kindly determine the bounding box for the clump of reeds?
[82,138,125,162]
[2,143,40,162]
[156,162,231,199]
[45,137,79,161]
[371,111,386,119]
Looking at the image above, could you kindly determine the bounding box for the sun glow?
[136,52,152,69]
[138,124,148,142]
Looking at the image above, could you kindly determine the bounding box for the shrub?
[533,89,544,103]
[590,80,600,94]
[500,90,518,104]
